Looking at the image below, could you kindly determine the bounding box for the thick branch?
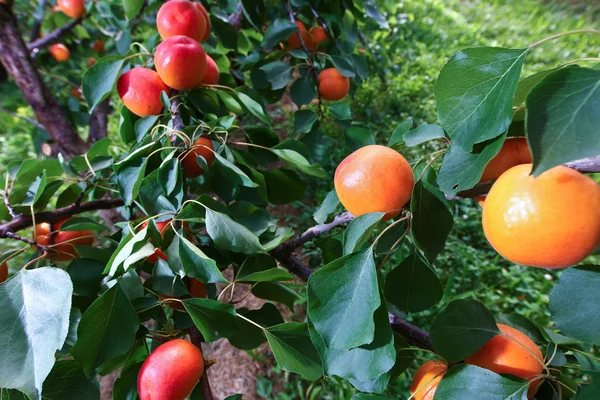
[28,17,83,53]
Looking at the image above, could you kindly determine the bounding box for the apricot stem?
[230,141,271,151]
[561,57,600,66]
[377,218,411,271]
[529,29,600,48]
[237,313,265,331]
[371,213,411,249]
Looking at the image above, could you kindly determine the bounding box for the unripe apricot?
[287,21,315,51]
[138,339,204,400]
[202,55,220,85]
[410,360,447,400]
[334,145,414,220]
[194,2,211,42]
[483,164,600,268]
[0,262,8,283]
[309,26,328,45]
[318,68,350,101]
[91,39,104,53]
[155,36,207,90]
[35,218,94,262]
[181,137,215,178]
[466,324,543,397]
[156,0,207,42]
[117,68,169,117]
[49,44,70,62]
[57,0,85,19]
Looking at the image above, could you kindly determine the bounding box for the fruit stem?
[529,29,600,48]
[237,313,265,331]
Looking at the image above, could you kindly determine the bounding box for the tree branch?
[228,2,244,31]
[28,17,83,53]
[0,104,45,131]
[188,327,215,400]
[29,0,47,42]
[88,98,110,144]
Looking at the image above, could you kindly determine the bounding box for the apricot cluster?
[34,217,94,262]
[286,21,329,51]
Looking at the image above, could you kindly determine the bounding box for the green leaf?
[134,116,158,142]
[213,151,258,188]
[204,208,265,254]
[271,149,325,178]
[550,265,600,345]
[236,255,293,283]
[240,0,264,31]
[116,156,148,206]
[41,359,100,400]
[404,124,445,147]
[387,119,413,147]
[83,55,127,112]
[290,75,316,107]
[435,47,528,149]
[252,282,301,311]
[351,395,390,400]
[365,0,389,29]
[575,372,600,399]
[183,298,238,342]
[435,365,528,399]
[106,228,147,276]
[260,61,293,90]
[330,55,356,78]
[71,283,140,376]
[0,268,73,400]
[430,299,500,362]
[265,322,323,381]
[513,68,558,106]
[60,217,105,231]
[158,158,179,197]
[262,169,306,204]
[22,171,47,207]
[308,249,380,350]
[328,102,351,120]
[179,236,228,284]
[313,190,340,224]
[345,127,375,151]
[233,91,270,124]
[123,0,143,20]
[210,16,237,49]
[228,303,283,350]
[120,105,137,144]
[384,253,443,313]
[343,212,384,255]
[262,19,297,49]
[294,110,319,134]
[526,67,600,175]
[411,180,453,263]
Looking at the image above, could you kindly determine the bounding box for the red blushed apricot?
[287,20,315,50]
[71,87,83,101]
[181,137,215,178]
[141,219,173,264]
[155,36,207,90]
[318,68,350,101]
[194,2,211,42]
[138,339,204,400]
[49,44,70,62]
[35,218,94,262]
[58,0,85,19]
[91,39,104,53]
[156,0,207,42]
[410,360,448,400]
[309,26,328,45]
[117,68,169,117]
[202,55,220,85]
[188,278,207,298]
[87,57,96,67]
[0,262,8,283]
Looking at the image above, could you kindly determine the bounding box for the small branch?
[29,0,48,42]
[389,313,434,351]
[282,211,354,251]
[88,98,110,144]
[2,190,18,219]
[170,91,183,146]
[228,2,244,31]
[564,155,600,173]
[309,5,331,37]
[0,105,45,131]
[188,327,215,400]
[28,17,83,53]
[4,231,49,253]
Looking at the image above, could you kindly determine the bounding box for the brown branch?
[88,98,110,144]
[281,211,354,251]
[29,0,47,42]
[188,327,215,400]
[0,104,45,131]
[228,2,244,31]
[308,5,332,37]
[28,17,83,53]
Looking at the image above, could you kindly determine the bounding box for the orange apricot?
[35,218,94,262]
[0,262,8,283]
[57,0,85,19]
[202,55,220,85]
[482,164,600,268]
[49,44,70,62]
[141,219,172,264]
[181,137,215,178]
[410,360,447,400]
[117,68,169,117]
[318,68,350,101]
[138,339,204,400]
[334,145,414,220]
[155,35,207,90]
[70,87,83,101]
[194,2,211,42]
[309,26,328,45]
[287,20,315,51]
[480,137,532,183]
[156,0,207,42]
[91,39,104,53]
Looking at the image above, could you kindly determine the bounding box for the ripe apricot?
[91,39,104,53]
[156,0,207,42]
[309,26,328,45]
[35,218,94,262]
[70,87,83,102]
[57,0,85,19]
[466,323,543,397]
[141,219,172,264]
[138,339,204,400]
[410,360,447,400]
[0,262,8,283]
[155,36,207,90]
[287,21,315,51]
[481,137,532,183]
[194,2,211,42]
[483,164,600,268]
[49,44,70,62]
[87,57,96,67]
[334,145,414,220]
[188,277,207,298]
[117,68,169,117]
[318,68,350,101]
[202,55,220,85]
[181,137,215,178]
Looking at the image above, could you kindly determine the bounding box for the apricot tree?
[0,1,599,399]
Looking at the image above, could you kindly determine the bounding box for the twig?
[0,105,45,131]
[28,17,83,53]
[1,189,19,219]
[88,98,110,144]
[4,231,49,253]
[29,0,48,42]
[308,5,331,37]
[188,327,215,400]
[282,211,354,251]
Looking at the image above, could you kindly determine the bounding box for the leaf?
[123,0,143,20]
[384,253,443,313]
[294,110,319,134]
[290,75,316,107]
[262,19,298,49]
[158,158,179,196]
[328,102,351,120]
[345,127,375,151]
[265,323,323,381]
[330,55,356,78]
[71,283,140,376]
[233,91,270,124]
[308,249,380,350]
[550,265,600,345]
[41,360,100,400]
[240,0,264,31]
[313,190,340,224]
[410,180,454,263]
[60,217,105,231]
[262,169,306,204]
[387,119,413,147]
[213,151,258,188]
[404,124,445,147]
[183,298,238,342]
[22,171,47,206]
[575,372,600,399]
[430,299,500,362]
[134,116,158,142]
[106,228,147,276]
[252,282,301,311]
[365,0,389,29]
[351,395,390,400]
[228,303,284,350]
[526,67,600,175]
[116,156,148,206]
[513,68,558,106]
[236,255,293,283]
[343,212,385,255]
[204,208,265,254]
[435,47,528,149]
[83,55,127,112]
[271,149,325,178]
[437,364,528,399]
[0,268,73,400]
[259,61,293,90]
[178,236,228,284]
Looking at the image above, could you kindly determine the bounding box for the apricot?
[466,323,543,397]
[156,0,207,42]
[181,137,215,178]
[481,137,532,183]
[141,219,172,264]
[0,262,8,283]
[49,44,70,62]
[160,278,207,310]
[117,68,169,117]
[318,68,350,101]
[194,2,211,42]
[57,0,85,19]
[410,360,447,400]
[91,39,104,53]
[483,164,600,268]
[35,218,94,262]
[309,26,328,45]
[87,57,96,67]
[202,55,220,85]
[155,36,207,91]
[70,87,83,102]
[334,145,414,220]
[287,20,315,51]
[138,339,204,400]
